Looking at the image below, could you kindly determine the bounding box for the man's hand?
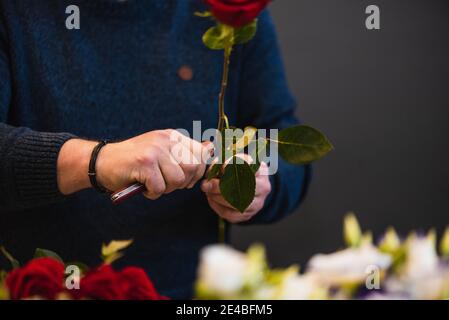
[57,130,212,198]
[201,161,272,223]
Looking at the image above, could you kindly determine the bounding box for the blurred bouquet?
[0,240,167,300]
[195,214,449,300]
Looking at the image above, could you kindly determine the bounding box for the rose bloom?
[119,267,168,300]
[204,0,271,28]
[73,264,167,300]
[6,257,65,300]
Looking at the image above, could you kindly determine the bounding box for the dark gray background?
[231,0,449,267]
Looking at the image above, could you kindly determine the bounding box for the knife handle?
[110,183,146,205]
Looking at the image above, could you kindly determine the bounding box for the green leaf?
[233,126,257,152]
[249,138,268,174]
[276,125,333,165]
[245,244,267,288]
[202,24,233,50]
[440,226,449,258]
[234,20,258,45]
[207,163,222,181]
[379,227,401,254]
[219,157,256,213]
[343,213,362,247]
[0,246,20,269]
[194,11,212,18]
[34,248,64,263]
[101,239,133,264]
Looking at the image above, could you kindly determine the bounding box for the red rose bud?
[204,0,271,28]
[6,257,65,300]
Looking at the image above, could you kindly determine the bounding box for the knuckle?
[138,151,158,166]
[156,129,174,142]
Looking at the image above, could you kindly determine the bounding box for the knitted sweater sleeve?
[0,15,75,212]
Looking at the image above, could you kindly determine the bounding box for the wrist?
[95,142,120,191]
[57,139,97,195]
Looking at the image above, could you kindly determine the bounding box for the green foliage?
[207,163,222,181]
[101,239,133,264]
[0,246,20,269]
[194,11,212,18]
[249,138,268,174]
[0,277,8,300]
[202,24,233,50]
[199,9,333,228]
[343,213,362,247]
[219,157,256,213]
[277,125,333,165]
[66,261,89,275]
[233,20,258,45]
[233,126,257,152]
[211,124,333,214]
[440,226,449,258]
[34,248,64,263]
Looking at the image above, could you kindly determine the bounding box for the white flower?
[278,274,327,300]
[307,245,392,286]
[402,235,439,278]
[386,235,449,299]
[197,245,248,296]
[364,292,406,300]
[385,270,449,300]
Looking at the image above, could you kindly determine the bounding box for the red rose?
[204,0,271,28]
[74,265,125,300]
[74,264,167,300]
[6,257,65,300]
[119,267,169,300]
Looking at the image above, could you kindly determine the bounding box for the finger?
[158,153,186,193]
[172,131,210,165]
[170,144,198,188]
[188,161,207,189]
[142,166,166,200]
[255,175,272,197]
[207,194,236,209]
[209,191,264,215]
[255,161,269,177]
[207,198,251,223]
[170,141,207,189]
[201,141,215,164]
[201,179,221,194]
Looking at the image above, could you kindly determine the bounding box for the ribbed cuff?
[12,130,76,205]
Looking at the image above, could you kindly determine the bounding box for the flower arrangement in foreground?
[195,214,449,300]
[0,240,167,300]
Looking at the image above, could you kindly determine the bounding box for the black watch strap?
[88,140,110,193]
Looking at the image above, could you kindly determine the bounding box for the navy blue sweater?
[0,0,309,298]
